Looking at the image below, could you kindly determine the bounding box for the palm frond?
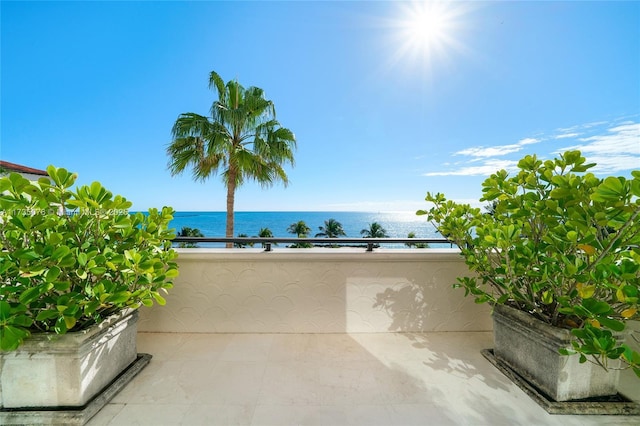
[208,71,226,104]
[166,136,205,176]
[171,113,214,139]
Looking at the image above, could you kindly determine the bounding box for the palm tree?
[405,231,429,248]
[360,222,388,249]
[177,226,204,248]
[315,218,346,238]
[360,222,389,238]
[234,233,254,248]
[167,71,296,247]
[258,227,275,248]
[287,221,311,238]
[287,220,312,248]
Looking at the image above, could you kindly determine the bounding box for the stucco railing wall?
[138,248,492,333]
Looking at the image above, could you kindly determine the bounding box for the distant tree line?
[177,218,429,249]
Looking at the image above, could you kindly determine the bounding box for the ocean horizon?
[169,211,441,241]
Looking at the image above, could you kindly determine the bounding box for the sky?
[2,0,639,212]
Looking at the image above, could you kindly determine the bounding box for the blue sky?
[2,1,639,212]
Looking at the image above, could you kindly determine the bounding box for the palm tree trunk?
[225,174,236,248]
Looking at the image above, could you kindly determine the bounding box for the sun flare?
[405,4,449,50]
[389,1,470,73]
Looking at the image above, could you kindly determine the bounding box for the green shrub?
[419,151,640,376]
[0,166,178,350]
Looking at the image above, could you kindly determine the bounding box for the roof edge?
[0,160,49,176]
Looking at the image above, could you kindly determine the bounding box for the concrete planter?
[0,309,138,409]
[492,304,620,402]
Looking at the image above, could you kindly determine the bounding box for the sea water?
[169,211,445,247]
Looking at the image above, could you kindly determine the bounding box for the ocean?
[169,211,443,247]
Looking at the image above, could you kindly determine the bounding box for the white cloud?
[425,118,638,178]
[559,122,640,173]
[424,159,518,176]
[518,137,539,145]
[583,120,609,129]
[553,120,610,139]
[430,136,540,176]
[582,155,640,173]
[454,137,540,158]
[456,145,522,157]
[577,123,640,154]
[554,132,579,139]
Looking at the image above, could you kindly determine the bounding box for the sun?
[388,1,469,73]
[404,3,450,51]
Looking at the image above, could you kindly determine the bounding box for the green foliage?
[359,222,389,249]
[287,220,313,248]
[234,233,254,248]
[361,222,389,239]
[258,228,273,238]
[287,220,311,238]
[418,151,640,375]
[316,219,347,239]
[257,227,276,248]
[177,226,204,248]
[0,166,178,351]
[406,231,429,248]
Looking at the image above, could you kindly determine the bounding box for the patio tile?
[258,360,319,405]
[135,333,185,361]
[110,360,195,405]
[85,331,640,426]
[250,404,324,426]
[268,333,319,361]
[315,360,389,405]
[251,404,394,426]
[314,333,376,362]
[194,361,267,405]
[103,403,191,425]
[163,333,234,361]
[84,402,126,426]
[180,403,255,425]
[384,403,464,426]
[219,334,275,362]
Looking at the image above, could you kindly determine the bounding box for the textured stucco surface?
[138,249,492,333]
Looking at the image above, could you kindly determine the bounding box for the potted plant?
[0,166,178,413]
[418,150,639,402]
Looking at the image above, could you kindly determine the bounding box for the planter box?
[492,304,620,402]
[0,310,138,409]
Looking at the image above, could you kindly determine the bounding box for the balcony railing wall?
[138,248,493,333]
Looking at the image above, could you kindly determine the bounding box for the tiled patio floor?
[87,332,640,426]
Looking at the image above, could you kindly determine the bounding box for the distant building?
[0,160,48,181]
